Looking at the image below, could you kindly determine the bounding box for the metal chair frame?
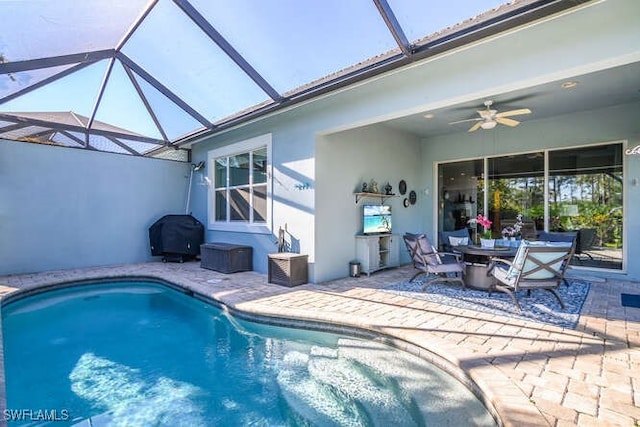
[487,244,575,312]
[403,233,466,290]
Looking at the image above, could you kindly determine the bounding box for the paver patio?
[1,262,638,426]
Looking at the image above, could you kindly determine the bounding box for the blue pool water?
[2,281,496,426]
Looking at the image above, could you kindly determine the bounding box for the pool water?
[2,281,496,426]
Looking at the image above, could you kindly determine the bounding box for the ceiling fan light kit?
[449,100,532,132]
[480,121,497,130]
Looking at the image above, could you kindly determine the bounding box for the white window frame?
[207,133,272,234]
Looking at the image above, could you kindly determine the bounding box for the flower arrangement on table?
[501,214,524,239]
[468,214,493,243]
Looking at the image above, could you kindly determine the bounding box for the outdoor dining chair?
[402,233,466,290]
[487,241,575,312]
[438,228,471,252]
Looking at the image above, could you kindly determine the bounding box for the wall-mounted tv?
[363,205,392,234]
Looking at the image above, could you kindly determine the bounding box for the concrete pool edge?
[0,269,549,427]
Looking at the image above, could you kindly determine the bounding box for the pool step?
[278,350,369,426]
[277,339,422,426]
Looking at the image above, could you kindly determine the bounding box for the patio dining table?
[452,245,518,290]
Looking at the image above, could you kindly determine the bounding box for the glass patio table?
[452,245,518,290]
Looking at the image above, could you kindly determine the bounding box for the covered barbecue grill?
[149,214,204,262]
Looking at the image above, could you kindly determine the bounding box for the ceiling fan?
[449,100,531,132]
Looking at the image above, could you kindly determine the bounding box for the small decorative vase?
[480,238,495,249]
[370,179,379,194]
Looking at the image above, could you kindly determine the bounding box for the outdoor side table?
[268,253,308,287]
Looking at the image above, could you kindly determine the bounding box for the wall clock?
[398,180,407,195]
[409,190,417,205]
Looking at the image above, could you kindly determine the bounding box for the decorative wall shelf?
[354,192,397,204]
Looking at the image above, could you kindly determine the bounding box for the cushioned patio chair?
[487,241,575,312]
[575,228,597,262]
[536,230,578,244]
[438,228,471,252]
[537,229,596,266]
[403,233,466,290]
[536,231,577,285]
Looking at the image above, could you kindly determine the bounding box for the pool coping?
[0,265,552,427]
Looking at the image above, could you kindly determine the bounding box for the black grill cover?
[149,214,204,258]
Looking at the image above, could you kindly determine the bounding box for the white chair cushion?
[523,241,573,278]
[506,240,531,279]
[506,240,573,279]
[543,241,573,248]
[449,236,469,246]
[492,265,516,287]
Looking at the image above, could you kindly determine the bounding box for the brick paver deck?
[1,262,638,426]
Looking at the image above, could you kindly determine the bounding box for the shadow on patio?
[1,262,638,425]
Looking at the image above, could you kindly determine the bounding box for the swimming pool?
[2,280,497,426]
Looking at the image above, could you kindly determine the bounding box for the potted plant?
[501,214,524,241]
[468,214,494,248]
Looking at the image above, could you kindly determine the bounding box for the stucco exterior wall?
[189,0,640,282]
[315,125,423,282]
[189,111,319,276]
[0,140,189,275]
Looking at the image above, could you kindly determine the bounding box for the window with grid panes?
[208,134,271,232]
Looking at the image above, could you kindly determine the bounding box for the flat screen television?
[363,205,392,234]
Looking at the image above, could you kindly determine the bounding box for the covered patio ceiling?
[381,61,640,139]
[0,0,594,160]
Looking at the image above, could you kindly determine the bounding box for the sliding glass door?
[488,153,544,240]
[437,142,624,270]
[548,144,623,269]
[438,159,483,235]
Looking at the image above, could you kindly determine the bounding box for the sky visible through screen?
[0,0,507,140]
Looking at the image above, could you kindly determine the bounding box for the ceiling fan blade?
[495,108,531,118]
[468,121,483,132]
[495,117,520,127]
[449,118,481,125]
